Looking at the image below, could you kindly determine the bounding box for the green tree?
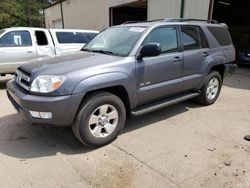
[0,0,50,29]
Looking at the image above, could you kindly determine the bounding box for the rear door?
[136,26,183,105]
[0,30,37,72]
[180,25,210,90]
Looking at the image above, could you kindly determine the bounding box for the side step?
[131,92,200,117]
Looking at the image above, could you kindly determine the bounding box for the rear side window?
[0,31,32,47]
[35,31,48,46]
[181,26,209,50]
[56,32,97,44]
[181,26,200,50]
[207,26,232,46]
[198,27,209,48]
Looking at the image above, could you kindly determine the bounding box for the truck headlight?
[30,75,66,93]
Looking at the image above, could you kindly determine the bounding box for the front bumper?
[224,63,238,77]
[6,80,84,126]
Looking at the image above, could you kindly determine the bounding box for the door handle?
[173,56,182,62]
[27,51,34,53]
[203,52,209,57]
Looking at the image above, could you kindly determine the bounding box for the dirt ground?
[0,67,250,188]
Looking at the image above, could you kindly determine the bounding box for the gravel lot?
[0,67,250,188]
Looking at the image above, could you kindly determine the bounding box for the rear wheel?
[72,92,126,147]
[196,71,222,105]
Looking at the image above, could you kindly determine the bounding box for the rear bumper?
[224,63,238,77]
[6,80,84,126]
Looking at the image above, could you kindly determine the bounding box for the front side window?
[56,32,97,44]
[143,26,178,54]
[0,31,32,47]
[181,26,200,51]
[83,26,146,56]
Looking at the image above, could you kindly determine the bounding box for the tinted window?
[56,32,97,44]
[0,31,32,47]
[207,26,232,46]
[35,31,48,46]
[181,26,200,50]
[143,27,178,54]
[198,27,209,48]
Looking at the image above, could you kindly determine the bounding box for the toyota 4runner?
[7,18,237,147]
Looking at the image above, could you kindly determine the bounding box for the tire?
[72,92,126,147]
[196,71,222,106]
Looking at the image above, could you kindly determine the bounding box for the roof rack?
[164,18,219,24]
[122,21,143,25]
[121,18,219,25]
[122,19,164,25]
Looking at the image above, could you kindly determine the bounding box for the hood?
[19,51,124,77]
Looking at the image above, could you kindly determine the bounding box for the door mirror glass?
[139,43,161,59]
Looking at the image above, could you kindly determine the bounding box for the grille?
[15,69,31,91]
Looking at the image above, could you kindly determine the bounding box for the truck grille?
[14,69,31,91]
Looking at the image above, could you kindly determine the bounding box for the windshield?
[82,26,146,56]
[0,30,5,36]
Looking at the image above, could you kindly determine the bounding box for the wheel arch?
[72,73,136,115]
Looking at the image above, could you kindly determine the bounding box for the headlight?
[30,75,66,93]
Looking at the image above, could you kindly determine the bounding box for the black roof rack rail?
[122,21,144,25]
[122,19,164,25]
[164,18,219,24]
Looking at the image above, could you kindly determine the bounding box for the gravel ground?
[0,67,249,188]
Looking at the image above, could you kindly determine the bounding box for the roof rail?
[122,19,164,25]
[164,18,219,24]
[122,21,144,25]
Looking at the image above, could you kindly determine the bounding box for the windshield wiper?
[81,48,120,56]
[91,49,115,55]
[81,48,92,52]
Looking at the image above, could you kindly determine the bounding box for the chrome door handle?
[173,56,182,62]
[27,51,34,53]
[203,52,209,57]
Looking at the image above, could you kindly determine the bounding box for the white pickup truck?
[0,27,98,76]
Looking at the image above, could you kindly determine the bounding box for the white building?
[44,0,250,52]
[44,0,212,30]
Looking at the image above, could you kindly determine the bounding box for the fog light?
[30,111,52,119]
[30,111,40,118]
[39,112,52,119]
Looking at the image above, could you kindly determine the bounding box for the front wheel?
[72,92,126,147]
[196,71,222,106]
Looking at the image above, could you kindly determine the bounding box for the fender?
[205,55,226,75]
[198,55,226,89]
[72,72,137,109]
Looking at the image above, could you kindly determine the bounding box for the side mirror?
[137,43,161,60]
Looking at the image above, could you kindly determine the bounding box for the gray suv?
[7,18,237,147]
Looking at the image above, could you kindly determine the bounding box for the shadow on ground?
[0,76,12,90]
[223,66,250,90]
[0,101,200,159]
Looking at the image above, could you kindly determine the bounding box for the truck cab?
[0,27,98,76]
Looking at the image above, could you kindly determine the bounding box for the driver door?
[136,26,183,105]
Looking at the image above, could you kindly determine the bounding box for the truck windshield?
[82,26,146,56]
[0,30,5,36]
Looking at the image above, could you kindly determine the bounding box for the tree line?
[0,0,58,29]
